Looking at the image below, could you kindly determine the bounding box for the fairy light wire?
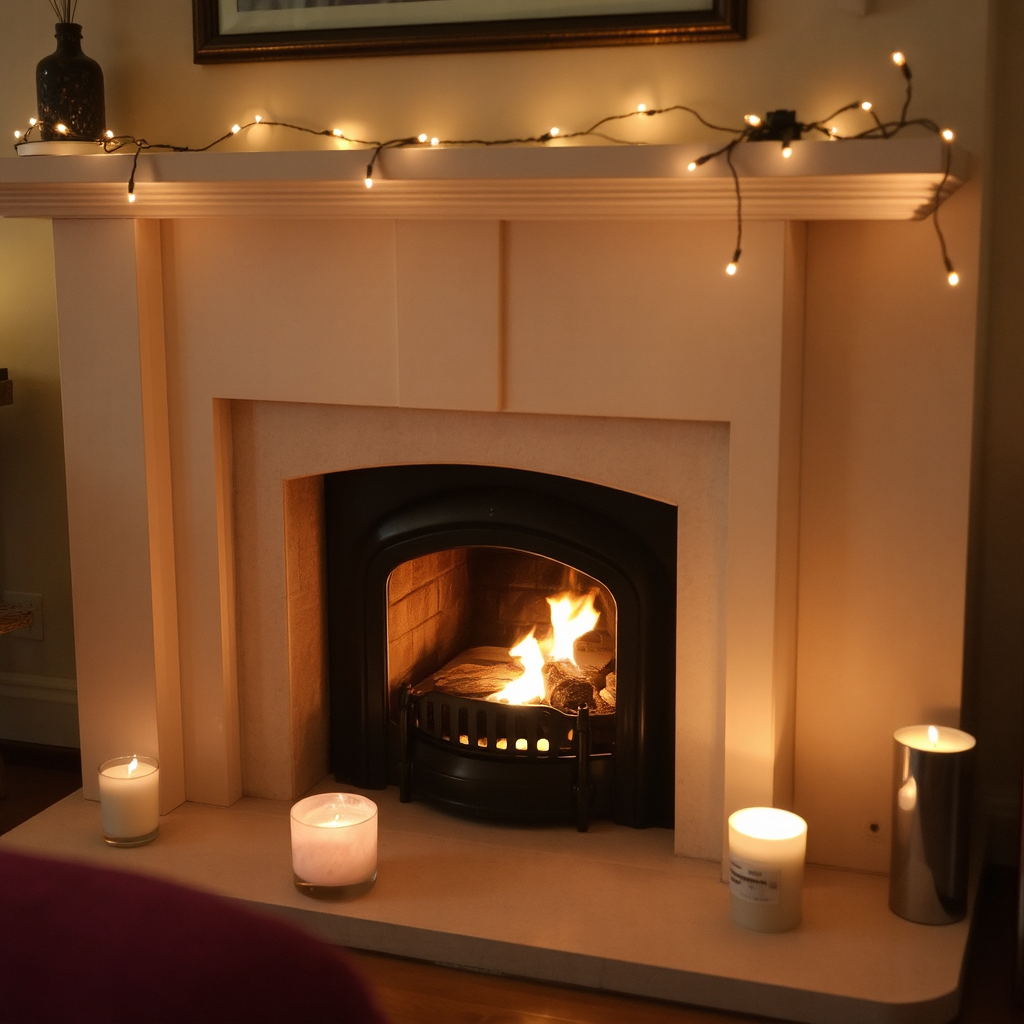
[11,51,959,283]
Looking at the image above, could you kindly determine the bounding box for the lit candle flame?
[927,725,939,747]
[128,756,139,775]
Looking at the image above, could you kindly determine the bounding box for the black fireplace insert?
[325,464,677,829]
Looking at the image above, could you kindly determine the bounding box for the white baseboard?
[0,671,79,748]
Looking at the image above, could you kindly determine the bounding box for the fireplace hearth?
[325,464,677,829]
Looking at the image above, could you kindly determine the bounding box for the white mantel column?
[52,218,185,811]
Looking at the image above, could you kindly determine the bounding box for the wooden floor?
[349,949,769,1023]
[1,742,1020,1024]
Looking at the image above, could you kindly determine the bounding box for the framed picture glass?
[193,0,747,63]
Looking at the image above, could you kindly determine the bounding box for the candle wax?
[98,757,160,840]
[728,807,807,933]
[893,725,975,754]
[291,794,377,888]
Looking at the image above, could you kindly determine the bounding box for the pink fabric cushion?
[0,849,387,1023]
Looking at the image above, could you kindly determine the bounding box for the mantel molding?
[0,138,965,221]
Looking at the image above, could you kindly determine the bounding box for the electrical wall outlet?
[2,591,43,640]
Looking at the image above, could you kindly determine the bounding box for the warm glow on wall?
[11,52,959,286]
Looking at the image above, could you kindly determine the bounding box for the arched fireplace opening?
[325,464,677,829]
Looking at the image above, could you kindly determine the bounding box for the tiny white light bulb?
[782,146,793,158]
[744,114,762,127]
[254,115,262,123]
[637,103,647,113]
[231,124,241,134]
[430,137,439,146]
[55,123,68,134]
[364,176,373,189]
[13,130,21,139]
[28,117,37,126]
[332,129,344,138]
[948,270,959,286]
[891,51,906,67]
[105,129,114,139]
[941,128,955,142]
[829,126,838,135]
[417,133,428,143]
[549,127,560,137]
[726,262,738,276]
[127,192,136,204]
[861,101,873,112]
[687,161,698,172]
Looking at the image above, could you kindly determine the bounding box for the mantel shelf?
[0,138,965,221]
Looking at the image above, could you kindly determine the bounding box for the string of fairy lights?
[12,51,960,285]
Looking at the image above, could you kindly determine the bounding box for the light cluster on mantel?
[13,51,959,286]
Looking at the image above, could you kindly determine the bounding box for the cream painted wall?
[2,0,1013,862]
[0,2,988,153]
[0,217,76,688]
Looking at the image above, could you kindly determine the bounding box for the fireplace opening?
[390,549,618,829]
[325,464,677,829]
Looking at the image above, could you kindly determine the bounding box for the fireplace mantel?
[0,121,980,1021]
[0,138,964,220]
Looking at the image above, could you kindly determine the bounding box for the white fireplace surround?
[0,139,970,866]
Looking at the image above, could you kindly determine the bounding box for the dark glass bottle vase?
[36,23,106,142]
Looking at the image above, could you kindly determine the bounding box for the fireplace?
[0,141,980,1021]
[325,464,677,829]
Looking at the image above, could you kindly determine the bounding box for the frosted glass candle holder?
[290,793,378,900]
[98,755,160,847]
[728,807,807,933]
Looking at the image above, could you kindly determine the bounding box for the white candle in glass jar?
[290,793,377,889]
[98,755,160,845]
[728,807,807,932]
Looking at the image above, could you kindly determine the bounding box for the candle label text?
[729,857,781,904]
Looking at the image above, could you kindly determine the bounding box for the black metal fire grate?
[399,686,614,831]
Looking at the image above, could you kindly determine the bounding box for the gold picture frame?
[193,0,747,63]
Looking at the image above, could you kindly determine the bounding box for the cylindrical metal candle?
[889,725,975,925]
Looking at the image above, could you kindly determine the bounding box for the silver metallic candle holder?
[889,725,975,925]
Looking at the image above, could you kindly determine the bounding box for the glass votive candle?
[98,755,160,847]
[728,806,808,933]
[290,793,378,899]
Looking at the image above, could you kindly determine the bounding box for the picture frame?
[192,0,747,64]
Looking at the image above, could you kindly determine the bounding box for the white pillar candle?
[290,793,378,895]
[893,724,975,754]
[728,807,807,933]
[98,755,160,846]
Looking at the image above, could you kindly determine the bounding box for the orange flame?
[488,589,601,705]
[488,629,546,705]
[546,590,599,665]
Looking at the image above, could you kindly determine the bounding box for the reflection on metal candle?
[290,793,378,898]
[889,725,975,925]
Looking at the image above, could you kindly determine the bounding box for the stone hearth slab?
[0,784,968,1024]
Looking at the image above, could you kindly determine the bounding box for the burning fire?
[488,590,600,705]
[490,629,547,704]
[546,591,599,664]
